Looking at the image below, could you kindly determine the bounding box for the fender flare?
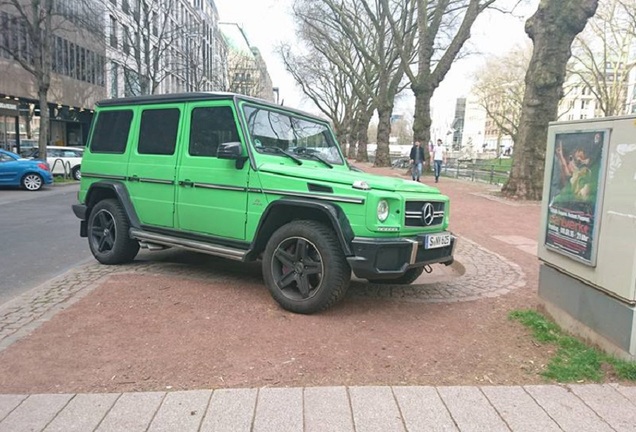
[247,198,355,259]
[85,181,141,229]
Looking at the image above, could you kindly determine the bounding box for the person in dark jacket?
[409,141,426,181]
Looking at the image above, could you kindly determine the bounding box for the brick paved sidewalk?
[4,164,624,432]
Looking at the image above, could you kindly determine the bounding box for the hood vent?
[307,183,333,193]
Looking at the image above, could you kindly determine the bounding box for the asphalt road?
[0,183,91,306]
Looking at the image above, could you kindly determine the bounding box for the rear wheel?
[368,267,424,285]
[262,220,351,314]
[88,199,139,264]
[21,173,43,191]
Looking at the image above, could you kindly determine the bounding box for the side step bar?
[130,229,247,261]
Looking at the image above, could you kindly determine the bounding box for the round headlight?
[377,200,389,222]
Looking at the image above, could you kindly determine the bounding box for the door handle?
[179,180,194,187]
[129,175,140,182]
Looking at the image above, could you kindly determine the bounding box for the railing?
[390,157,511,186]
[50,158,73,179]
[442,159,511,185]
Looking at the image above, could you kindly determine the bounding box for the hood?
[259,163,441,194]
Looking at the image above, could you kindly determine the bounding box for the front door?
[126,105,183,228]
[175,102,250,241]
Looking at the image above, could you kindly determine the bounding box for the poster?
[545,130,607,265]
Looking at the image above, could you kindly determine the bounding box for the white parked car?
[27,146,84,180]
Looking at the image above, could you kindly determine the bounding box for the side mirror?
[217,141,248,169]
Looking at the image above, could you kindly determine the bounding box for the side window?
[189,106,240,157]
[138,108,180,155]
[90,110,133,153]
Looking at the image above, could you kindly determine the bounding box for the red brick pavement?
[357,162,543,299]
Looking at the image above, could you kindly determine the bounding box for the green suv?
[73,93,455,314]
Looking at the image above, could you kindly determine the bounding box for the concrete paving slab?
[567,384,636,432]
[0,394,27,422]
[43,393,119,432]
[200,388,257,432]
[304,386,354,432]
[148,390,212,432]
[95,391,165,432]
[525,385,613,432]
[348,386,405,432]
[253,387,303,432]
[612,384,636,405]
[392,386,458,431]
[481,386,560,432]
[437,386,509,432]
[0,394,72,432]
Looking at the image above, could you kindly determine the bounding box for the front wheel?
[22,173,43,191]
[368,267,424,285]
[72,165,81,180]
[262,220,351,314]
[88,199,139,264]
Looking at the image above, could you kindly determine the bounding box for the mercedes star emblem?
[421,203,435,226]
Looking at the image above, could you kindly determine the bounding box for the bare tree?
[112,0,195,95]
[502,0,598,200]
[570,0,636,117]
[0,0,102,158]
[292,0,415,166]
[473,43,531,144]
[382,0,500,168]
[226,49,263,97]
[279,43,357,151]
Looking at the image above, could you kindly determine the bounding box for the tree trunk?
[374,101,394,167]
[412,84,433,169]
[355,110,373,163]
[502,0,598,200]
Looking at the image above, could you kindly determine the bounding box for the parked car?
[28,146,84,180]
[0,149,53,191]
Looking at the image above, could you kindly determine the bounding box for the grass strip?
[509,309,636,382]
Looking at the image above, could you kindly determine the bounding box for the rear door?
[175,101,250,240]
[126,105,183,228]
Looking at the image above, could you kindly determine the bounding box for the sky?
[215,0,539,134]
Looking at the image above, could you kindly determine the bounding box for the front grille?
[404,201,445,227]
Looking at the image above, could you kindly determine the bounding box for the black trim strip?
[193,183,246,192]
[262,189,364,204]
[138,178,174,185]
[83,173,127,180]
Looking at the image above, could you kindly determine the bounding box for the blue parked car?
[0,149,53,191]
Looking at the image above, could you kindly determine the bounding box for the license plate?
[425,233,451,249]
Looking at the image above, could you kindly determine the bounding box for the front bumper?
[347,232,456,280]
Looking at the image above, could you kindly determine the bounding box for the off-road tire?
[368,266,424,285]
[88,199,139,264]
[262,220,351,314]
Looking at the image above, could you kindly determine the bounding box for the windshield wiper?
[259,146,303,165]
[291,147,333,168]
[305,153,333,168]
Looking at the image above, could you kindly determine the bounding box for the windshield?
[242,104,344,165]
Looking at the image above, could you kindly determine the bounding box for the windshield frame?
[239,102,345,166]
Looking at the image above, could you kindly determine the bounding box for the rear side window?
[189,106,240,157]
[90,110,133,153]
[138,108,180,155]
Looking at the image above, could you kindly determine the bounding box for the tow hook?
[424,264,433,274]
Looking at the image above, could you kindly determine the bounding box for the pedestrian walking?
[409,141,425,182]
[432,139,446,183]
